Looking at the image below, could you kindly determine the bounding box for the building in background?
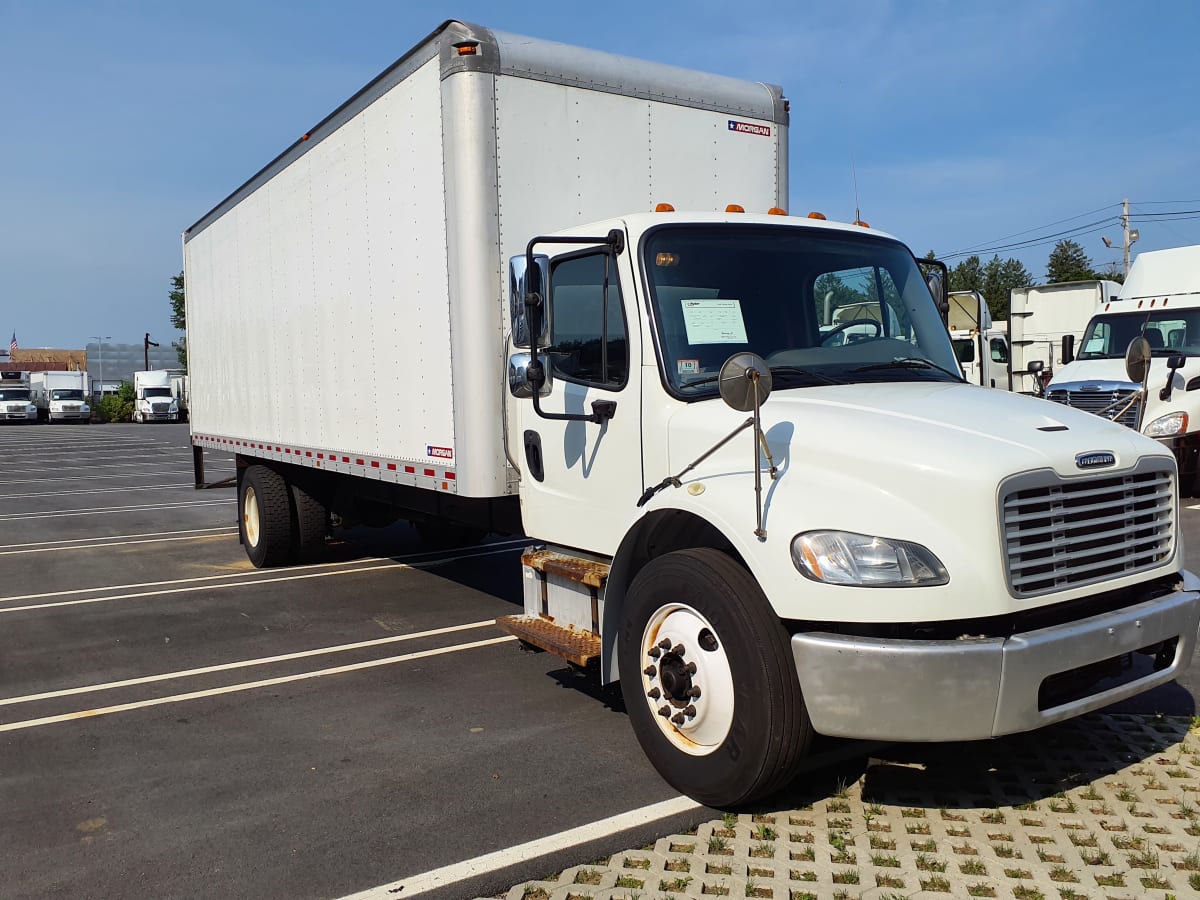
[7,348,88,373]
[85,342,182,395]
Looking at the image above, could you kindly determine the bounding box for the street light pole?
[89,335,111,401]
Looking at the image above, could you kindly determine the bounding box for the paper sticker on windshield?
[677,359,700,375]
[681,299,748,344]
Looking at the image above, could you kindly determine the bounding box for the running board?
[495,614,601,667]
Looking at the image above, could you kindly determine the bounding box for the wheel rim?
[243,485,261,547]
[639,603,735,756]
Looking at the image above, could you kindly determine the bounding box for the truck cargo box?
[184,20,787,499]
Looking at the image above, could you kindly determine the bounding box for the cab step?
[495,614,601,667]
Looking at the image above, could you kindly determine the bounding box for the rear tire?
[289,480,328,563]
[239,465,292,568]
[618,548,813,808]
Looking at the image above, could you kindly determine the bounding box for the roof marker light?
[455,42,479,56]
[768,207,786,216]
[655,202,675,212]
[726,204,745,213]
[854,220,871,228]
[807,211,827,220]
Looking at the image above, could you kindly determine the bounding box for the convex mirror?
[508,254,550,348]
[718,352,772,412]
[1125,336,1152,384]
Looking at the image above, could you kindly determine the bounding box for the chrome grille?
[151,402,170,413]
[1002,465,1175,597]
[1044,388,1141,428]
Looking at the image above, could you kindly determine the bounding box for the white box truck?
[132,370,180,423]
[1009,280,1122,395]
[30,370,91,423]
[0,371,38,423]
[185,20,1200,807]
[1046,245,1200,494]
[169,373,189,423]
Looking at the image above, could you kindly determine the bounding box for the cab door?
[510,244,643,555]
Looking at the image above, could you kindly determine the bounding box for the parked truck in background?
[30,370,91,423]
[170,373,190,423]
[132,370,180,423]
[1046,245,1200,494]
[184,20,1200,807]
[1009,280,1122,395]
[0,371,38,423]
[948,290,1010,388]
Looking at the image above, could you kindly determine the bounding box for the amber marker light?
[768,207,786,216]
[807,211,827,220]
[455,42,479,55]
[854,220,871,228]
[726,204,745,213]
[655,202,675,212]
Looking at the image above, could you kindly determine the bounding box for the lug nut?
[684,704,697,719]
[685,662,697,675]
[647,647,661,658]
[671,644,685,656]
[647,688,660,700]
[671,712,686,725]
[643,665,656,677]
[687,686,702,699]
[658,638,672,650]
[658,706,671,718]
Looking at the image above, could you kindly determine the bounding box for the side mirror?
[1061,334,1075,366]
[1161,353,1187,402]
[925,269,949,325]
[508,254,550,348]
[508,352,551,398]
[1124,336,1152,384]
[1027,359,1044,375]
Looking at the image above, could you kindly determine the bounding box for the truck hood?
[656,382,1178,623]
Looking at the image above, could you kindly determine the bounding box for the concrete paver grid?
[500,714,1200,900]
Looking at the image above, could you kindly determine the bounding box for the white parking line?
[0,619,497,707]
[340,796,702,899]
[0,544,524,614]
[0,483,194,500]
[0,470,202,485]
[0,498,233,521]
[0,525,234,550]
[0,529,238,557]
[0,459,201,474]
[0,635,517,733]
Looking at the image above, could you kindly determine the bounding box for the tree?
[982,255,1033,322]
[1046,240,1097,283]
[1097,260,1126,284]
[169,271,187,367]
[948,255,985,294]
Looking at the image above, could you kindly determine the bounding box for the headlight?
[81,404,90,412]
[1144,411,1188,438]
[791,531,949,587]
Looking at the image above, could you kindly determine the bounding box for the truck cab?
[30,370,91,423]
[0,371,37,423]
[947,290,1010,388]
[132,370,180,423]
[1046,246,1200,493]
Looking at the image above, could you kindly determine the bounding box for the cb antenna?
[848,130,863,226]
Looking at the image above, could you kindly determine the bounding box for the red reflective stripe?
[317,453,324,459]
[370,461,379,468]
[355,458,364,466]
[342,456,350,463]
[386,463,397,471]
[404,466,415,473]
[306,451,312,457]
[423,468,434,477]
[445,472,455,480]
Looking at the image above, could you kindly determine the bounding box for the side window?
[1082,322,1109,355]
[812,266,916,347]
[990,337,1009,363]
[546,253,627,388]
[953,338,975,363]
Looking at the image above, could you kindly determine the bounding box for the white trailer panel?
[1009,280,1121,394]
[185,20,786,498]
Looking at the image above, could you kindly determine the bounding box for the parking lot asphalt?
[4,423,1200,900]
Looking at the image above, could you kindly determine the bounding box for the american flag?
[7,332,15,355]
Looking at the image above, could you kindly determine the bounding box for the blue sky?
[2,0,1198,351]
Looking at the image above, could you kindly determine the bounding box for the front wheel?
[239,465,292,568]
[618,548,813,807]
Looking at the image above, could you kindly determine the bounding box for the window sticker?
[681,299,748,344]
[677,359,700,376]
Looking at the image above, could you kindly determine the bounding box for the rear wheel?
[618,548,813,807]
[289,480,328,563]
[239,465,292,568]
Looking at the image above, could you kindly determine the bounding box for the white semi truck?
[1009,280,1122,395]
[0,371,38,423]
[185,21,1200,807]
[132,370,180,423]
[30,370,91,423]
[1046,245,1200,494]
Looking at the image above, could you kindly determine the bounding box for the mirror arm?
[524,230,626,425]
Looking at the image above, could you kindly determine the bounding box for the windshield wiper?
[852,357,964,381]
[680,364,844,390]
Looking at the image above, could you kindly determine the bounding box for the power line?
[941,218,1118,262]
[944,202,1121,257]
[1128,209,1200,218]
[1130,199,1200,205]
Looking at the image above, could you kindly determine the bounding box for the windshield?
[51,389,84,401]
[144,387,171,398]
[1078,310,1200,360]
[0,388,30,402]
[643,225,960,396]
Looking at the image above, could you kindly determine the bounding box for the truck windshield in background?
[0,388,30,402]
[51,389,84,401]
[643,225,961,396]
[1078,310,1200,360]
[143,388,172,398]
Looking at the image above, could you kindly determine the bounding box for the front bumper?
[791,582,1200,742]
[49,411,90,422]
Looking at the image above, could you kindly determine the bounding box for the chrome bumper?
[791,583,1200,742]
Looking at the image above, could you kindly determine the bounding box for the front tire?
[618,548,813,807]
[239,465,292,568]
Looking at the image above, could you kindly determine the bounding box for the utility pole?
[1105,199,1140,277]
[144,333,159,370]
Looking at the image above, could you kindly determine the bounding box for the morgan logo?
[1075,451,1116,469]
[426,445,453,460]
[728,119,771,137]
